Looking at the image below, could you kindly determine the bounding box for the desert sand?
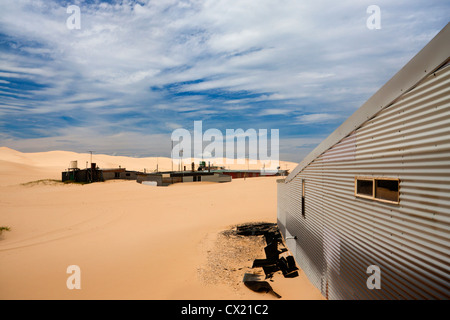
[0,147,324,300]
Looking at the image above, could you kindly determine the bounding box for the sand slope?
[0,147,323,300]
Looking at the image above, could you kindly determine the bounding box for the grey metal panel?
[278,62,450,299]
[287,22,450,183]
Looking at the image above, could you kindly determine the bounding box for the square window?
[375,179,399,203]
[356,179,373,197]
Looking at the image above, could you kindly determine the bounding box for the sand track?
[0,210,125,252]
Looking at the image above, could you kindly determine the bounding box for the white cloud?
[164,122,183,130]
[296,72,335,80]
[278,136,326,162]
[258,109,293,116]
[294,113,343,125]
[1,127,172,157]
[2,1,442,105]
[0,0,448,161]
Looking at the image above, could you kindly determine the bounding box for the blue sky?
[0,0,448,162]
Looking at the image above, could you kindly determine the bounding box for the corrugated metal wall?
[278,62,450,299]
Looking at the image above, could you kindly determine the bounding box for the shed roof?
[101,168,127,172]
[286,23,450,183]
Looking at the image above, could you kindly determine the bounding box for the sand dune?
[0,147,323,300]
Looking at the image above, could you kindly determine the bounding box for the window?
[375,179,399,203]
[114,172,120,178]
[355,177,399,204]
[356,179,373,198]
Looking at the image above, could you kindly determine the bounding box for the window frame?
[354,177,374,200]
[355,177,400,204]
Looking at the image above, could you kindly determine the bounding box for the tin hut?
[277,24,450,299]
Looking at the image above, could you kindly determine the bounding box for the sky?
[0,0,449,162]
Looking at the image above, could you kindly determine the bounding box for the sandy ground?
[0,147,324,300]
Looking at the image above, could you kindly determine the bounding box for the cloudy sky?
[0,0,448,162]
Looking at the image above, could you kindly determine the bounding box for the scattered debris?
[198,222,299,298]
[0,226,11,240]
[238,222,299,279]
[242,273,282,299]
[279,256,299,278]
[236,223,278,236]
[197,226,266,295]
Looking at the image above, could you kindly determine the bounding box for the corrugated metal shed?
[278,23,450,299]
[286,23,450,183]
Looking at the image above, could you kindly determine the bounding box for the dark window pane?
[375,179,399,202]
[356,179,373,197]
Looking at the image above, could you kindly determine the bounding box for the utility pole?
[245,156,248,180]
[171,141,174,184]
[180,149,183,172]
[171,141,174,172]
[88,151,94,182]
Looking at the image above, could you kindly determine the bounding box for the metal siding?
[278,63,450,299]
[287,23,450,182]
